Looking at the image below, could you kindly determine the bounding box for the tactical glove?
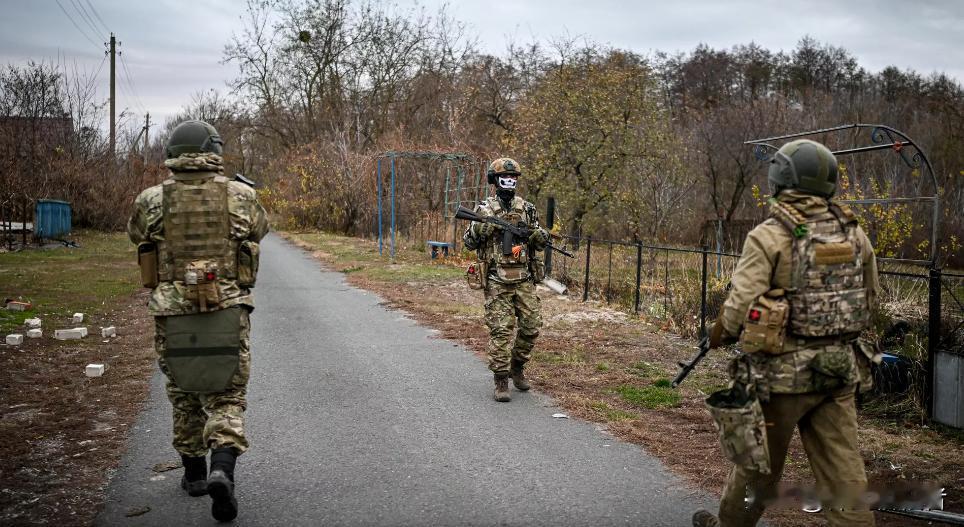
[528,228,549,249]
[473,222,495,239]
[708,319,738,349]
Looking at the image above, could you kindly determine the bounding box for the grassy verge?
[0,231,155,525]
[282,230,963,527]
[0,231,139,333]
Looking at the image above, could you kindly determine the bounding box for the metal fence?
[550,236,739,338]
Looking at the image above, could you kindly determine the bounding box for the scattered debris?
[26,329,42,339]
[125,506,151,517]
[24,318,41,328]
[5,300,31,311]
[54,328,85,340]
[6,334,24,345]
[72,313,85,323]
[552,413,569,419]
[101,326,116,338]
[152,461,182,473]
[73,327,89,338]
[85,364,105,377]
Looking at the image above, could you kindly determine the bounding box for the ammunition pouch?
[706,384,771,475]
[161,307,242,393]
[237,240,260,288]
[853,338,881,393]
[741,290,789,354]
[137,242,159,288]
[183,260,221,312]
[809,347,856,392]
[466,261,484,290]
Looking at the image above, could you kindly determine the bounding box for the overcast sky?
[2,0,962,135]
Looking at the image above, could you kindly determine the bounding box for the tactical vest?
[158,175,237,282]
[769,200,869,338]
[483,196,531,283]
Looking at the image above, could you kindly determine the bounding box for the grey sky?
[2,0,962,136]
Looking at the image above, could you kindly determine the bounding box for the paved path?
[98,234,712,526]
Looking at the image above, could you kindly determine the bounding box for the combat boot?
[207,447,238,522]
[510,359,530,391]
[691,509,720,527]
[180,454,208,497]
[493,373,511,402]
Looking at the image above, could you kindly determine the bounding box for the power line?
[119,52,148,114]
[54,0,102,51]
[84,0,110,33]
[69,0,102,41]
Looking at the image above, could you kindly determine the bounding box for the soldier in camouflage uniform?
[693,140,879,527]
[128,120,268,523]
[463,158,550,402]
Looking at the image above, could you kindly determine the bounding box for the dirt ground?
[285,232,964,527]
[0,292,154,526]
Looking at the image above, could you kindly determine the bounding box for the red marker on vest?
[749,309,762,322]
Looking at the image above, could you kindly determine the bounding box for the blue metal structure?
[374,151,482,260]
[34,199,71,239]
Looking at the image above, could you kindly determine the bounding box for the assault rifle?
[455,206,575,258]
[672,336,711,387]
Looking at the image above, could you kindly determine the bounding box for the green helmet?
[767,139,838,198]
[165,120,223,159]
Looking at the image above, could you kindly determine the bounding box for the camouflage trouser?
[718,386,874,527]
[484,279,542,374]
[154,309,251,457]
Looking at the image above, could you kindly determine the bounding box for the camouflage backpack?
[769,200,869,337]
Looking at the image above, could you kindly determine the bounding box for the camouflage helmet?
[767,139,838,198]
[165,120,223,159]
[486,157,521,185]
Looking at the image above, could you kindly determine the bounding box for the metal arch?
[745,123,941,267]
[374,151,484,259]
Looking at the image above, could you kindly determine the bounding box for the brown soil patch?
[285,232,963,527]
[0,292,155,526]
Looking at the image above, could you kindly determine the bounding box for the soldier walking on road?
[692,139,880,527]
[463,158,550,402]
[128,120,269,523]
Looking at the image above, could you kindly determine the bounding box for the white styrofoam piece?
[72,313,85,323]
[73,327,88,338]
[5,334,24,345]
[26,329,42,338]
[101,326,117,338]
[24,318,41,328]
[85,364,105,377]
[54,329,84,340]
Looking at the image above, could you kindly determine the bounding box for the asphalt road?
[98,234,713,526]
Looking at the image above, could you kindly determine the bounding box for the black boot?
[180,454,208,497]
[207,447,238,522]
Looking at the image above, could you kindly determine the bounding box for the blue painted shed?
[35,200,71,239]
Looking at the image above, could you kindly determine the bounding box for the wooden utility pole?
[108,32,116,157]
[143,112,150,162]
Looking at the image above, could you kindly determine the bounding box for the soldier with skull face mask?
[463,158,550,402]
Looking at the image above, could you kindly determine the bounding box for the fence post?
[634,242,642,314]
[927,266,942,419]
[606,243,613,303]
[583,236,592,302]
[700,245,708,339]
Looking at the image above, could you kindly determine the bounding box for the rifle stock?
[672,336,711,388]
